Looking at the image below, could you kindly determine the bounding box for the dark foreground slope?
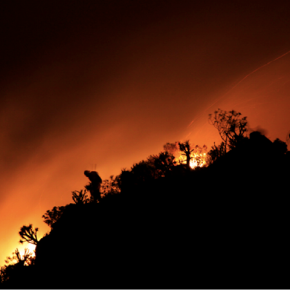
[34,204,289,288]
[2,131,290,288]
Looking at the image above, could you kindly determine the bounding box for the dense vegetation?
[1,109,289,288]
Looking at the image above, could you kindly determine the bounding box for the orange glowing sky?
[1,0,290,264]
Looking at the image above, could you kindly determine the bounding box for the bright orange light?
[26,243,36,255]
[19,243,36,262]
[175,146,208,169]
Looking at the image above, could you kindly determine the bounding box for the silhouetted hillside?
[1,129,290,288]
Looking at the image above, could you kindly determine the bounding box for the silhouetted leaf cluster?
[100,175,120,197]
[42,206,66,228]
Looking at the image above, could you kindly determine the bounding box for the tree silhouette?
[42,206,66,228]
[178,140,193,169]
[148,151,177,177]
[130,160,155,182]
[163,142,207,168]
[19,224,39,245]
[114,149,178,202]
[209,109,248,153]
[127,150,177,183]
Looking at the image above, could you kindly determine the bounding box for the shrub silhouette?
[42,206,66,228]
[0,248,36,287]
[207,141,226,164]
[72,189,90,204]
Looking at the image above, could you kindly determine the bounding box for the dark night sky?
[1,0,290,263]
